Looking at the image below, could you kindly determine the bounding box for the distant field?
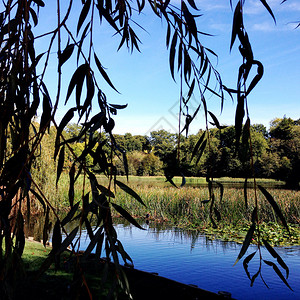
[96,175,285,188]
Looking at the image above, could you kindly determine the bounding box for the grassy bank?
[17,240,127,299]
[19,240,223,300]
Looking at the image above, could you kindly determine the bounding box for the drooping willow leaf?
[56,145,65,186]
[208,111,226,129]
[61,202,80,227]
[30,188,46,214]
[243,251,257,280]
[115,180,146,206]
[77,0,91,35]
[258,185,290,234]
[111,203,145,230]
[94,53,119,92]
[195,139,207,165]
[246,60,264,96]
[83,227,104,259]
[263,239,289,279]
[169,31,177,81]
[57,226,79,255]
[40,92,52,131]
[58,43,75,68]
[234,222,255,266]
[42,206,50,248]
[263,260,293,291]
[116,239,133,266]
[32,0,45,7]
[165,174,179,189]
[260,0,276,23]
[191,130,206,160]
[235,94,245,150]
[109,103,128,110]
[68,163,75,207]
[52,220,62,253]
[244,178,248,209]
[65,63,89,105]
[230,2,243,50]
[187,0,198,10]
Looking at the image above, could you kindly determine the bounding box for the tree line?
[35,116,300,188]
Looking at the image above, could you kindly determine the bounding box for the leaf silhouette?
[182,1,198,39]
[55,107,77,153]
[58,226,79,254]
[61,202,80,227]
[65,63,89,104]
[115,180,146,207]
[166,23,171,47]
[235,94,245,149]
[260,0,276,23]
[77,0,91,35]
[52,220,62,253]
[191,131,206,160]
[208,111,226,129]
[116,239,133,265]
[42,207,50,247]
[258,185,290,234]
[59,43,74,68]
[94,53,119,92]
[246,60,264,95]
[56,145,65,186]
[195,139,207,165]
[165,174,179,189]
[243,251,257,280]
[32,0,45,7]
[250,269,260,287]
[234,222,255,266]
[30,189,46,213]
[111,203,145,230]
[244,178,248,209]
[230,2,242,50]
[83,227,104,259]
[40,93,52,131]
[180,173,186,187]
[187,0,198,10]
[109,103,128,110]
[263,239,289,279]
[169,31,177,81]
[263,260,293,291]
[97,184,115,198]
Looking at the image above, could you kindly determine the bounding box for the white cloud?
[251,21,277,32]
[279,1,300,12]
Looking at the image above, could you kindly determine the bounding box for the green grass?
[33,174,299,246]
[109,183,300,246]
[18,240,127,299]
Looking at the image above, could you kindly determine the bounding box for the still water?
[78,223,299,300]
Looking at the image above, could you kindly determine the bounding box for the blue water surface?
[80,223,300,300]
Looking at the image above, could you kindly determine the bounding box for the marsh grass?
[33,175,299,245]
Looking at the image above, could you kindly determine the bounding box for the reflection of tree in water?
[24,214,52,243]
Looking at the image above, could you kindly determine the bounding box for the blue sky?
[33,0,300,135]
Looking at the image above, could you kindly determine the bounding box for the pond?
[77,223,299,300]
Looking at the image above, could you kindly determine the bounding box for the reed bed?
[38,175,299,227]
[113,184,300,226]
[29,175,299,245]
